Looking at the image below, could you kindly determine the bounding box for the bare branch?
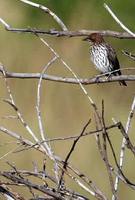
[113,97,135,200]
[1,17,135,39]
[104,3,135,37]
[122,50,135,61]
[36,53,59,183]
[1,171,64,200]
[101,101,117,199]
[19,0,68,31]
[0,183,25,200]
[1,65,135,85]
[58,119,91,189]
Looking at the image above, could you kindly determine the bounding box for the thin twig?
[101,101,117,199]
[19,0,68,31]
[0,145,22,160]
[29,122,120,144]
[112,97,135,200]
[0,126,44,153]
[67,164,108,200]
[104,3,135,37]
[60,165,105,200]
[58,119,91,189]
[1,171,64,200]
[36,56,57,143]
[122,50,135,61]
[1,65,46,152]
[36,53,60,183]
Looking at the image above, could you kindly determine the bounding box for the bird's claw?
[105,73,112,81]
[95,74,101,83]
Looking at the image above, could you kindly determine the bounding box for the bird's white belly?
[90,46,111,73]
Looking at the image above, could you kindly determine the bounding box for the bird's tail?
[116,71,127,86]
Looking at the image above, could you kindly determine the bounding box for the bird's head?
[83,33,104,44]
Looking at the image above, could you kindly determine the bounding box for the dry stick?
[14,123,119,156]
[1,65,135,85]
[0,121,119,154]
[0,126,45,154]
[104,121,135,189]
[122,50,135,61]
[3,99,46,153]
[1,66,47,153]
[100,120,135,191]
[35,30,105,169]
[92,100,113,199]
[101,101,117,199]
[36,55,60,183]
[1,32,102,197]
[6,162,43,199]
[37,56,57,144]
[28,122,120,145]
[37,29,109,197]
[2,168,93,200]
[104,4,135,199]
[1,165,88,200]
[94,112,134,197]
[0,145,22,160]
[112,97,135,200]
[0,4,105,198]
[2,121,133,190]
[1,172,64,200]
[94,114,104,160]
[1,17,135,39]
[67,164,108,200]
[104,3,135,37]
[12,123,120,156]
[117,123,135,156]
[93,106,110,200]
[2,62,61,184]
[59,166,105,200]
[56,107,107,199]
[1,172,88,200]
[0,2,133,198]
[0,183,25,200]
[0,125,108,199]
[58,119,91,189]
[19,0,68,31]
[4,170,57,184]
[35,33,104,141]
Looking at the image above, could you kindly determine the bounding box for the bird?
[83,33,127,86]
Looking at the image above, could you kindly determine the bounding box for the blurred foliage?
[0,0,135,199]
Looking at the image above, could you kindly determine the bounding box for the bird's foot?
[105,73,112,81]
[95,74,102,83]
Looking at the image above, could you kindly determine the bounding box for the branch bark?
[1,69,135,85]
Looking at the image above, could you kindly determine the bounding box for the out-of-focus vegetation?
[0,1,135,199]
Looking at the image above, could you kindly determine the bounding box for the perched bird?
[83,33,127,86]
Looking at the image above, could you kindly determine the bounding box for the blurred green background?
[0,0,135,199]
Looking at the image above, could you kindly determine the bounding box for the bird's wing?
[106,43,121,75]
